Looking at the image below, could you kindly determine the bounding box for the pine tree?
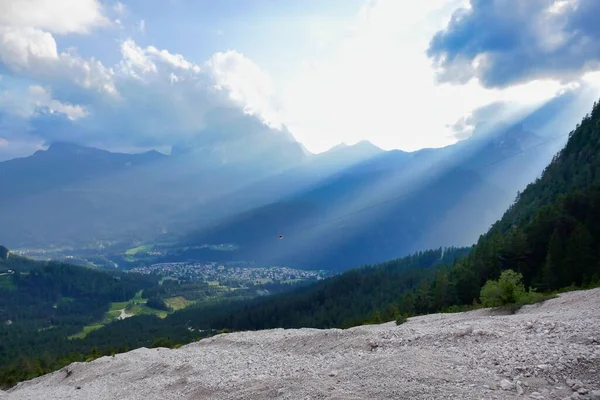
[564,224,595,286]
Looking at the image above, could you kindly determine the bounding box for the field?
[125,244,154,256]
[67,324,104,340]
[164,296,196,311]
[68,291,171,339]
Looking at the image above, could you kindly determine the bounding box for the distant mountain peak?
[41,142,105,157]
[330,140,381,151]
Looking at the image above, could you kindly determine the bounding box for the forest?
[1,99,600,388]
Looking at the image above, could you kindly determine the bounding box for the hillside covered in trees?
[0,252,163,386]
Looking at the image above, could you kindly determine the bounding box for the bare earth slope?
[6,289,600,400]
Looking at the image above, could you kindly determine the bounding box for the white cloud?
[279,0,578,153]
[206,51,281,128]
[113,2,127,16]
[0,26,58,70]
[0,27,117,95]
[4,0,588,157]
[0,0,108,35]
[120,39,157,77]
[146,46,198,71]
[138,19,146,34]
[0,85,86,120]
[28,85,87,120]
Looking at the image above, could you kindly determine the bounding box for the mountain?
[0,142,166,203]
[0,115,309,248]
[172,121,561,271]
[0,100,575,256]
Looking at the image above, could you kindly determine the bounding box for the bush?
[480,270,526,307]
[395,315,407,326]
[150,337,175,348]
[480,280,503,307]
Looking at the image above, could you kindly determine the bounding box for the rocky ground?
[4,288,600,400]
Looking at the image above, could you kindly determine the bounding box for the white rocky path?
[5,288,600,400]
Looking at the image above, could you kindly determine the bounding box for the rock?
[500,379,514,391]
[578,388,588,395]
[367,341,379,350]
[6,288,600,400]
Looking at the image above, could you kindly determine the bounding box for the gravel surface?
[6,288,600,400]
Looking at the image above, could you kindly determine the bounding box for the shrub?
[150,337,175,348]
[480,269,526,307]
[395,315,407,326]
[480,280,504,307]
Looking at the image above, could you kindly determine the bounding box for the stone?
[590,390,600,400]
[500,379,513,391]
[516,382,525,395]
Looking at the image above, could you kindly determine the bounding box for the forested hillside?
[0,252,160,386]
[169,247,470,330]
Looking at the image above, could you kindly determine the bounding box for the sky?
[1,0,600,160]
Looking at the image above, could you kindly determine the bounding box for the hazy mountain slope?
[177,165,504,271]
[166,141,386,234]
[0,116,309,248]
[7,288,600,400]
[175,122,559,271]
[0,142,166,203]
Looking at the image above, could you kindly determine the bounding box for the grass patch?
[109,301,129,311]
[105,310,121,320]
[125,244,153,256]
[126,303,168,318]
[164,296,196,311]
[68,323,104,340]
[133,290,144,301]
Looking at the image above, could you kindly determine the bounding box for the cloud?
[113,2,127,16]
[206,51,281,128]
[0,0,108,35]
[428,0,600,88]
[2,0,598,159]
[0,0,281,155]
[27,85,87,120]
[0,26,117,96]
[0,32,281,153]
[279,0,579,153]
[138,20,146,34]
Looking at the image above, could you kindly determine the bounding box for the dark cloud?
[428,0,600,88]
